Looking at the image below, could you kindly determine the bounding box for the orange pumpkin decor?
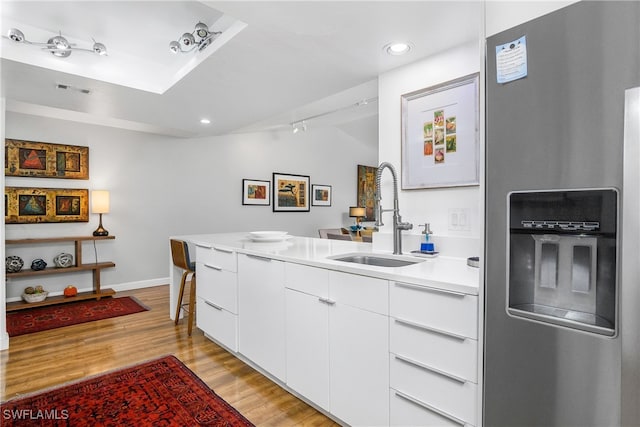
[64,285,78,297]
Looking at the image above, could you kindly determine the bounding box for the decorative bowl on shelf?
[53,253,74,268]
[6,255,24,273]
[22,291,48,303]
[31,258,47,271]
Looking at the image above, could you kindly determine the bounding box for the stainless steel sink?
[328,253,424,268]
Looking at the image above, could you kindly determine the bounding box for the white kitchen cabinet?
[238,253,286,382]
[195,244,238,352]
[328,271,389,427]
[284,265,390,426]
[390,389,464,427]
[285,289,330,410]
[390,281,478,339]
[197,297,239,351]
[389,280,479,427]
[284,263,330,411]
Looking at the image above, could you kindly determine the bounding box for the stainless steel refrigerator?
[485,2,640,426]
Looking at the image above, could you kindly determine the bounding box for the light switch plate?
[448,208,471,231]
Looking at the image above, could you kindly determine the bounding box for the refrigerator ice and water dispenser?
[507,189,618,336]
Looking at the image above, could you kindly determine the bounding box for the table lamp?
[349,206,366,231]
[92,190,110,236]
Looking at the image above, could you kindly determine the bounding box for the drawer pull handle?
[245,254,272,262]
[395,318,467,341]
[394,354,466,384]
[204,300,223,311]
[318,297,336,305]
[214,247,234,254]
[394,390,467,426]
[394,281,466,298]
[204,263,223,271]
[195,243,213,249]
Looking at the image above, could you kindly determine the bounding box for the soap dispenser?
[418,223,435,253]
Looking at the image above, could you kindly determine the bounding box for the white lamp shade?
[349,206,366,218]
[92,190,110,214]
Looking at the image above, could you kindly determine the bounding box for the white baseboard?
[111,278,169,292]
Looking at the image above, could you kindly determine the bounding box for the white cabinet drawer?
[390,388,470,427]
[284,262,328,297]
[391,355,477,426]
[329,271,388,315]
[197,297,238,352]
[390,318,478,383]
[195,244,237,272]
[196,263,237,313]
[390,281,477,339]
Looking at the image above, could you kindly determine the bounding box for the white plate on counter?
[247,232,292,242]
[249,231,288,239]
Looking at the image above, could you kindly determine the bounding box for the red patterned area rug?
[6,297,149,337]
[0,355,255,427]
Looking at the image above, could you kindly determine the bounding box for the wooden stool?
[170,239,196,336]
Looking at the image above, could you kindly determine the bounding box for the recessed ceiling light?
[200,118,211,124]
[384,42,413,56]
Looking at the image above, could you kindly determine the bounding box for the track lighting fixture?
[6,28,107,58]
[290,97,378,134]
[292,121,307,134]
[169,22,222,54]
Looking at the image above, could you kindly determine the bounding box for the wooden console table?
[5,236,116,312]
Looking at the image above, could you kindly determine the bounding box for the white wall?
[3,112,377,301]
[377,41,482,255]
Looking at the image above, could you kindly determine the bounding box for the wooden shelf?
[6,262,116,278]
[6,235,116,311]
[6,289,116,312]
[5,236,115,245]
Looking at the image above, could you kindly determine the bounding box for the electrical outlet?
[448,208,471,231]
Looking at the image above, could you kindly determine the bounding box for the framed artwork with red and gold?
[5,187,89,224]
[5,139,89,179]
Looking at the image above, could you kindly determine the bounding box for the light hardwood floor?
[0,285,340,426]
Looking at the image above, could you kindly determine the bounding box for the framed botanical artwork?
[401,73,480,189]
[5,187,89,224]
[242,179,271,206]
[5,139,89,179]
[272,172,310,212]
[357,164,377,221]
[311,184,332,207]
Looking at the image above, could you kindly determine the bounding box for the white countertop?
[178,232,480,295]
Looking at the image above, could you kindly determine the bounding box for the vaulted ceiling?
[1,1,483,138]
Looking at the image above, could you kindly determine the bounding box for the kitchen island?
[169,232,481,426]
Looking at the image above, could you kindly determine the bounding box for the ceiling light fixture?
[290,97,378,134]
[6,28,107,57]
[200,118,211,124]
[292,121,307,134]
[384,41,413,56]
[56,83,91,94]
[169,22,222,54]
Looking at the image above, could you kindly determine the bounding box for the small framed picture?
[242,179,271,206]
[311,184,332,206]
[273,172,310,212]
